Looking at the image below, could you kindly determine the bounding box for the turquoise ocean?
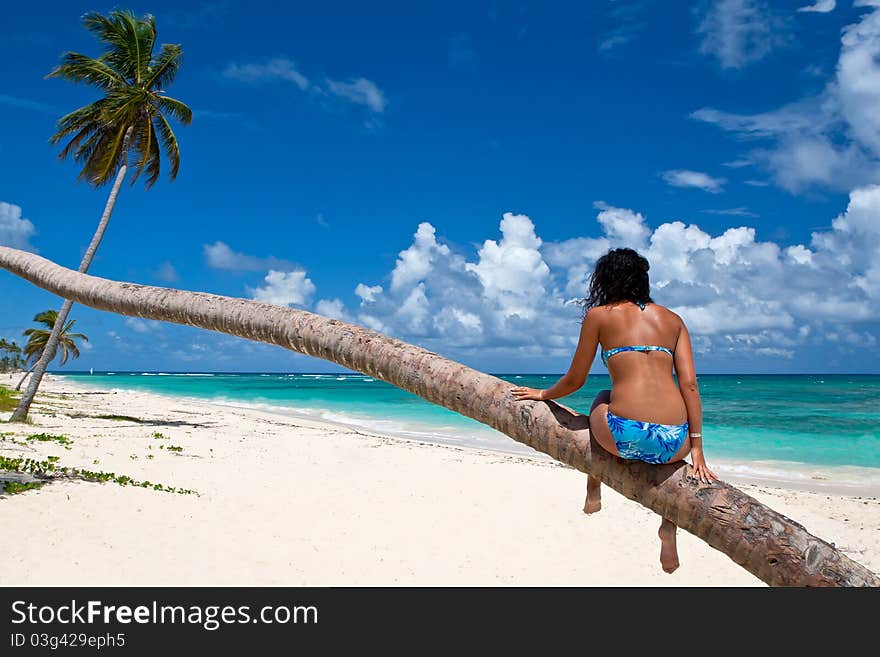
[57,372,880,493]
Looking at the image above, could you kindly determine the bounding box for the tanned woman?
[511,247,718,573]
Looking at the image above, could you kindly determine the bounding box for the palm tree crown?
[23,310,89,367]
[47,9,192,187]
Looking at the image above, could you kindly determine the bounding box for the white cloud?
[661,169,726,193]
[223,58,309,90]
[837,5,880,155]
[125,318,158,333]
[0,94,56,114]
[325,77,387,113]
[390,223,450,292]
[223,58,387,116]
[203,241,295,272]
[464,213,551,320]
[701,207,758,217]
[0,202,36,251]
[692,4,880,193]
[696,0,790,70]
[355,283,383,303]
[155,261,178,282]
[250,270,316,307]
[319,191,880,363]
[797,0,835,12]
[315,298,348,320]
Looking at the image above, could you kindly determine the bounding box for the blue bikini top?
[601,344,674,367]
[600,300,674,367]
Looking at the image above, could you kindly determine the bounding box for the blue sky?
[2,0,879,374]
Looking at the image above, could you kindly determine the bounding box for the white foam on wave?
[714,458,880,495]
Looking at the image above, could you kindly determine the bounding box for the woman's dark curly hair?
[584,247,653,310]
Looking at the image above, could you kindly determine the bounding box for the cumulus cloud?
[249,270,316,307]
[797,0,835,12]
[0,202,37,251]
[355,283,383,303]
[696,0,791,70]
[315,298,348,320]
[661,169,726,193]
[692,3,880,192]
[203,241,295,272]
[313,191,880,364]
[464,213,551,320]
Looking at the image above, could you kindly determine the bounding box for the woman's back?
[595,301,687,425]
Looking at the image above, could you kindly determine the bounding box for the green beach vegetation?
[11,8,192,422]
[0,385,20,413]
[0,453,197,497]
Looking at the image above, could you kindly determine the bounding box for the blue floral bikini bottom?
[606,410,688,465]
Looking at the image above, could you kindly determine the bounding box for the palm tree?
[15,310,89,390]
[0,339,25,373]
[10,9,191,422]
[1,245,876,587]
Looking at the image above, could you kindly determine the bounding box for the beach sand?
[1,373,877,586]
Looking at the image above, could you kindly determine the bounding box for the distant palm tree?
[0,339,25,373]
[16,310,89,390]
[11,9,191,421]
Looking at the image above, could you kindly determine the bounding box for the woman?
[511,247,717,573]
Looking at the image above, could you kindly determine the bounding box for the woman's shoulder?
[648,303,688,330]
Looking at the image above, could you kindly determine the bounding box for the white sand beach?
[1,372,877,586]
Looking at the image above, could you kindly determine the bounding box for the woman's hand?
[690,449,718,484]
[510,386,545,401]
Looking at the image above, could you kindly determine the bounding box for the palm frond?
[81,11,139,83]
[33,310,59,328]
[102,87,149,127]
[85,122,129,186]
[56,121,101,161]
[144,43,182,90]
[153,112,181,180]
[49,101,105,144]
[154,95,192,125]
[46,52,123,89]
[129,110,158,186]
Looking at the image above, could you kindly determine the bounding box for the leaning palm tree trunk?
[15,361,38,391]
[10,129,132,422]
[0,246,877,587]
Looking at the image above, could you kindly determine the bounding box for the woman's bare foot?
[583,477,602,514]
[658,520,680,574]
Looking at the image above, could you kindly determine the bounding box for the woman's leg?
[584,389,618,514]
[658,518,679,574]
[656,435,691,572]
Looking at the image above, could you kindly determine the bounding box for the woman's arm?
[511,310,599,401]
[673,320,718,483]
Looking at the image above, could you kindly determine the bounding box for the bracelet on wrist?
[689,432,702,438]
